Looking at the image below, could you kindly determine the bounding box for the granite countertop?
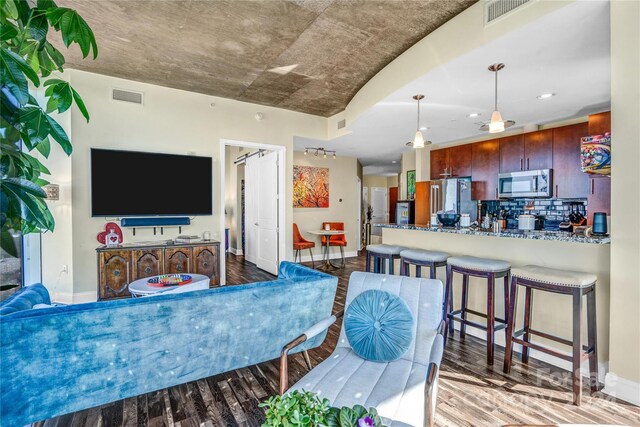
[374,223,611,245]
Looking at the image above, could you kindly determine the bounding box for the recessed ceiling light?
[467,113,481,118]
[392,160,397,164]
[419,126,427,131]
[536,93,556,100]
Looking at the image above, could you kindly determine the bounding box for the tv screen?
[91,148,212,216]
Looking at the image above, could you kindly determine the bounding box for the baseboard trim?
[603,373,640,406]
[458,325,608,384]
[53,291,97,305]
[297,251,358,263]
[229,247,243,256]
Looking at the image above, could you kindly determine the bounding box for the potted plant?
[1,0,97,259]
[260,390,385,427]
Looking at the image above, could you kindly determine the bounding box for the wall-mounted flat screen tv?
[91,148,212,217]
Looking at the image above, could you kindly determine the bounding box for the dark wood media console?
[96,241,220,300]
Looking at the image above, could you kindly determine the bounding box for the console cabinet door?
[98,251,131,300]
[499,135,524,173]
[193,245,219,286]
[524,129,553,171]
[132,249,163,280]
[448,144,472,177]
[165,248,193,274]
[553,122,589,198]
[471,139,500,201]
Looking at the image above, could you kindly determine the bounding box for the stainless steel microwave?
[497,169,552,198]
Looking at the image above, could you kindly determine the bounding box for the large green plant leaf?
[0,229,18,257]
[0,21,18,40]
[46,8,97,59]
[44,113,71,154]
[0,47,30,104]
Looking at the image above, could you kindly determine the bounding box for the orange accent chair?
[293,223,315,268]
[321,222,347,267]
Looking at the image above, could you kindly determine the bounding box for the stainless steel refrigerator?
[430,177,477,221]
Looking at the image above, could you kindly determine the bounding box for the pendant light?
[411,94,430,148]
[481,63,515,133]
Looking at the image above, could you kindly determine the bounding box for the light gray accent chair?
[280,271,446,427]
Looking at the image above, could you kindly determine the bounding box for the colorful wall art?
[293,165,329,208]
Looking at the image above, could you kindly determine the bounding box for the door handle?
[591,179,595,195]
[254,222,259,226]
[527,158,530,170]
[555,185,558,198]
[520,158,523,171]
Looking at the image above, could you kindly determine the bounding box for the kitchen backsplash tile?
[482,199,587,223]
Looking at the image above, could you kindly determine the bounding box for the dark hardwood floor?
[33,254,639,427]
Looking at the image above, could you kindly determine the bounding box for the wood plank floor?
[33,254,639,427]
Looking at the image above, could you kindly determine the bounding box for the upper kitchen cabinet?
[553,122,590,198]
[586,111,611,223]
[471,139,500,200]
[430,145,471,179]
[448,144,472,177]
[430,148,449,180]
[500,132,553,173]
[523,129,553,171]
[499,135,524,172]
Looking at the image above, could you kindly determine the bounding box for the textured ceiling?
[53,0,475,117]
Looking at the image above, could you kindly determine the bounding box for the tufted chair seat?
[286,272,446,427]
[511,265,596,288]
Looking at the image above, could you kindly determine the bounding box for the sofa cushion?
[344,289,414,362]
[0,284,51,316]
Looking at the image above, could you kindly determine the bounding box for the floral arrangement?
[260,390,385,427]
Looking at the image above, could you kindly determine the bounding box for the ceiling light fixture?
[467,113,481,118]
[536,93,556,100]
[480,63,515,133]
[412,94,426,149]
[304,147,336,159]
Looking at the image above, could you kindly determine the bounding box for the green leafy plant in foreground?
[1,0,97,257]
[260,390,385,427]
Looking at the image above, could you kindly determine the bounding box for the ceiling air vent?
[485,0,531,25]
[112,88,143,105]
[337,119,346,130]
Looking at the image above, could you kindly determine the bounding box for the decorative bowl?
[437,213,461,227]
[148,274,192,287]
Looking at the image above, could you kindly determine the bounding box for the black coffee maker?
[592,212,608,236]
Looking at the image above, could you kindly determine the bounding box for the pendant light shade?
[412,94,427,149]
[481,63,514,133]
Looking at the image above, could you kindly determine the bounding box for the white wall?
[606,0,640,402]
[41,69,327,297]
[292,152,359,258]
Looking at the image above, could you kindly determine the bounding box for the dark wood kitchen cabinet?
[430,145,471,179]
[552,122,590,198]
[448,144,472,177]
[499,134,524,173]
[523,129,553,171]
[499,131,553,173]
[97,241,220,300]
[586,111,611,224]
[430,148,449,180]
[471,139,500,200]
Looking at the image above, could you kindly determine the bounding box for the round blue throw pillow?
[344,289,415,362]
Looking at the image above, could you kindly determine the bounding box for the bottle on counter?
[482,214,492,230]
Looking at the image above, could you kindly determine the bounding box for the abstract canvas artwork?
[293,165,329,208]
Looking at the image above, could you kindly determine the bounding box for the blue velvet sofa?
[0,262,338,426]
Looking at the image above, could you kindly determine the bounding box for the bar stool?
[503,265,601,405]
[444,256,511,365]
[399,249,449,279]
[365,244,406,274]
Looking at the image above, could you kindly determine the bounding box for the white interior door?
[249,151,279,275]
[356,177,362,251]
[245,155,257,264]
[371,187,387,236]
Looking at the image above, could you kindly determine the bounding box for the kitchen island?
[374,223,611,374]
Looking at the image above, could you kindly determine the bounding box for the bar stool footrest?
[448,311,507,331]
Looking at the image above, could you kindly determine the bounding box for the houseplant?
[260,390,385,427]
[1,0,97,257]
